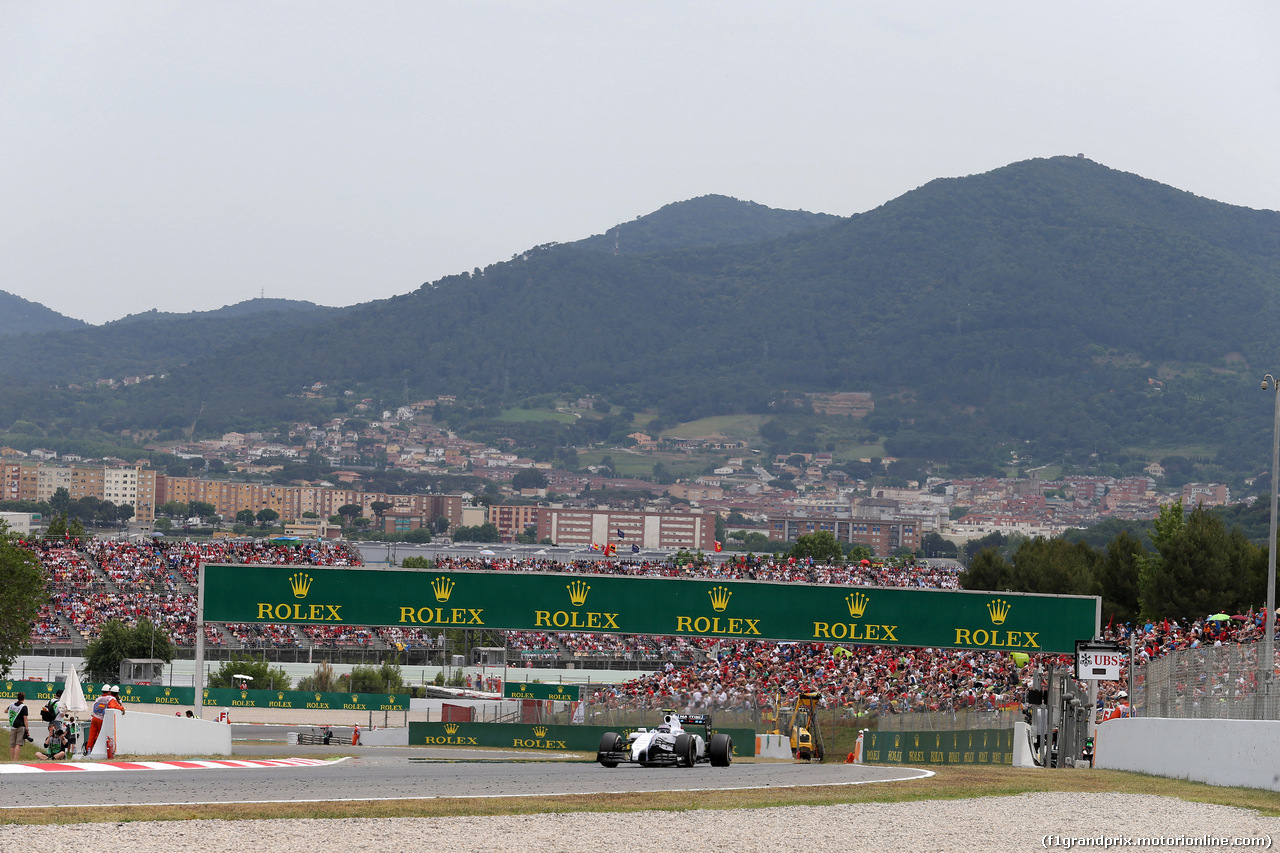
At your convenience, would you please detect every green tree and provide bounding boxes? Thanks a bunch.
[960,548,1012,592]
[44,513,67,539]
[511,468,548,491]
[788,531,843,563]
[256,508,280,528]
[49,487,71,516]
[236,509,256,527]
[403,527,433,544]
[346,661,405,693]
[338,504,362,526]
[844,543,874,562]
[370,501,392,524]
[920,532,958,558]
[1139,502,1265,620]
[296,660,338,692]
[401,555,432,568]
[453,522,500,543]
[189,501,216,523]
[67,517,86,539]
[0,525,46,677]
[1096,530,1145,625]
[206,655,292,690]
[83,619,174,682]
[1007,537,1099,596]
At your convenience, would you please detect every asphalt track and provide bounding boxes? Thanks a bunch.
[5,745,930,809]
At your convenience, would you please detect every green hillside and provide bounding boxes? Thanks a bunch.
[7,156,1280,482]
[572,194,840,255]
[0,290,86,337]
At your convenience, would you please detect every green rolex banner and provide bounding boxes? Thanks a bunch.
[202,687,409,711]
[203,565,1097,653]
[409,721,756,756]
[861,728,1014,766]
[0,680,195,706]
[502,682,581,701]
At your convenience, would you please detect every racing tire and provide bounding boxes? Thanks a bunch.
[709,733,733,768]
[674,733,695,768]
[598,732,622,768]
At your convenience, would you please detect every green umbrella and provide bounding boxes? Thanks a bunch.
[1207,614,1231,621]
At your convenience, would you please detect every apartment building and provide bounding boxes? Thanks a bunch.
[536,507,716,551]
[768,512,920,556]
[156,475,463,528]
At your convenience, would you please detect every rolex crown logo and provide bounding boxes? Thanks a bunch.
[315,693,322,701]
[289,571,313,599]
[708,585,732,612]
[432,576,455,602]
[566,580,591,607]
[846,591,869,619]
[164,687,171,695]
[533,726,548,737]
[352,695,359,703]
[444,723,459,734]
[987,598,1011,625]
[278,692,285,700]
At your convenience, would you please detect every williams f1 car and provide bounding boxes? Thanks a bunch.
[597,713,733,768]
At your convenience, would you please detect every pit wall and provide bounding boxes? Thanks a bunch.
[1094,718,1280,791]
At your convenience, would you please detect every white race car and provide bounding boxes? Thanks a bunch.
[597,713,733,768]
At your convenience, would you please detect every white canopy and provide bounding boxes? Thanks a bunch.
[60,665,90,716]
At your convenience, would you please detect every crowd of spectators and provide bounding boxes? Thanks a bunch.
[428,554,961,590]
[19,535,1280,722]
[24,537,363,646]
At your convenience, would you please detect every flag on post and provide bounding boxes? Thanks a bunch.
[631,543,640,554]
[616,528,626,539]
[714,540,723,553]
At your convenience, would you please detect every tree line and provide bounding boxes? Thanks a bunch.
[961,501,1267,625]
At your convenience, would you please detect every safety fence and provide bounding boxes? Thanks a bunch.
[1135,643,1280,720]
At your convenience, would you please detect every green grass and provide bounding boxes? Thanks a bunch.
[660,414,765,442]
[576,450,714,479]
[832,442,887,462]
[495,408,577,424]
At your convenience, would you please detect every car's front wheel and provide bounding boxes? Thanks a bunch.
[674,733,695,767]
[598,731,622,768]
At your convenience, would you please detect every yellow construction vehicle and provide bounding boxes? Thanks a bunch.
[770,692,825,762]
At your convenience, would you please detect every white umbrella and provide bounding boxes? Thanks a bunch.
[61,665,90,716]
[479,549,496,556]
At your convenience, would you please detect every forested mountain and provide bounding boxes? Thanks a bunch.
[0,290,86,337]
[7,156,1280,478]
[0,299,345,385]
[106,298,332,326]
[572,194,840,255]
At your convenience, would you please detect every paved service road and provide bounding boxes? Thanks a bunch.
[6,752,928,808]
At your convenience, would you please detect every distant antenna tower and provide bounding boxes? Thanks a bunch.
[613,227,620,256]
[260,287,265,300]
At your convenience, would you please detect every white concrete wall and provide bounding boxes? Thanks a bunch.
[356,727,408,746]
[111,709,233,756]
[755,733,792,759]
[1095,718,1280,791]
[1010,721,1038,768]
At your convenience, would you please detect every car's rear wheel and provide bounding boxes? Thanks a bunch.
[674,733,694,767]
[709,733,733,767]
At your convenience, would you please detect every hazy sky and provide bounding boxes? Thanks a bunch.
[3,2,1278,324]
